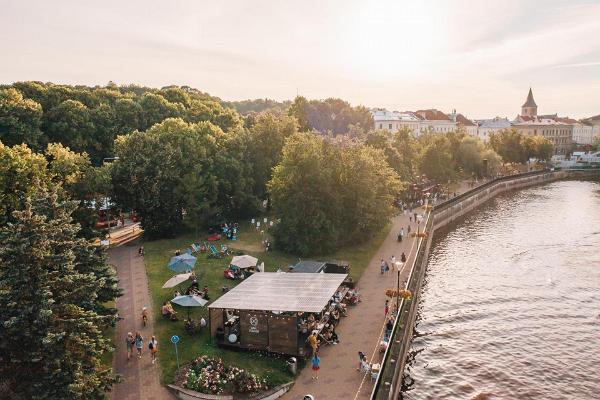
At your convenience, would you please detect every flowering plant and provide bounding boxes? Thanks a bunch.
[183,356,270,394]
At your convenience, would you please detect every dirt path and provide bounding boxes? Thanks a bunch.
[284,212,420,400]
[109,242,174,400]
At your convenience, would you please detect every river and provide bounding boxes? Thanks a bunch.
[402,180,600,400]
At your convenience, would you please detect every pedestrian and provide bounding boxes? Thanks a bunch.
[134,332,144,359]
[397,231,403,242]
[390,255,396,267]
[380,259,386,275]
[401,227,404,237]
[414,212,417,221]
[385,300,389,316]
[148,335,158,364]
[311,353,321,380]
[384,260,390,274]
[356,351,365,370]
[126,332,134,361]
[401,252,407,263]
[409,215,412,223]
[308,331,318,356]
[408,225,411,234]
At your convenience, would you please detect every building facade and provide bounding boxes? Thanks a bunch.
[475,117,512,143]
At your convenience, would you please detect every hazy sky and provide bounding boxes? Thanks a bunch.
[1,0,599,118]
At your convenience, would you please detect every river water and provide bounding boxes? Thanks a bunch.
[402,180,600,400]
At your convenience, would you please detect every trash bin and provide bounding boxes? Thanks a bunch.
[287,357,297,375]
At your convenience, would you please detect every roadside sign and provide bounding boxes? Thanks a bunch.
[171,335,180,369]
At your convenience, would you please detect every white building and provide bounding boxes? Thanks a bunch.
[572,122,595,145]
[371,108,460,137]
[475,117,512,143]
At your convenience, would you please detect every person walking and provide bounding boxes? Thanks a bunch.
[390,255,396,268]
[401,252,407,263]
[126,332,134,361]
[380,259,386,275]
[308,331,318,357]
[384,300,389,316]
[407,225,411,234]
[134,332,144,359]
[148,335,158,364]
[311,353,321,380]
[401,227,404,237]
[356,351,366,370]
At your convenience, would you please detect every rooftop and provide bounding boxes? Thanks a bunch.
[522,87,537,108]
[208,272,347,313]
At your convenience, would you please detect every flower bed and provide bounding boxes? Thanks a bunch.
[184,356,272,395]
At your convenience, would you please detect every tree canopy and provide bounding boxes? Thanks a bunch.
[268,133,400,255]
[288,96,373,135]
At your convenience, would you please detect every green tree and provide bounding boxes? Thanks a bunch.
[44,99,93,153]
[111,118,221,237]
[288,96,311,132]
[0,88,43,148]
[456,136,485,176]
[138,93,183,131]
[0,189,119,399]
[418,135,455,183]
[489,129,527,164]
[365,127,417,182]
[246,112,298,199]
[268,133,399,255]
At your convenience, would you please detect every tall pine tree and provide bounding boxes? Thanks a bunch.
[0,188,120,399]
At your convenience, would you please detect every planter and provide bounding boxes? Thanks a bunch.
[168,382,294,400]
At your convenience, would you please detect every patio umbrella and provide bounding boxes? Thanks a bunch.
[168,253,197,273]
[230,255,258,269]
[162,272,192,289]
[172,294,208,319]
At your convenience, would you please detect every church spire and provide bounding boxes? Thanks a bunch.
[522,87,537,108]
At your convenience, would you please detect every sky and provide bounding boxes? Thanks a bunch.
[1,0,599,119]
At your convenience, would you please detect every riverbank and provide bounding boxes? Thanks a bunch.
[372,169,598,399]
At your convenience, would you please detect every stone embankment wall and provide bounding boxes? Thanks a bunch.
[383,169,596,400]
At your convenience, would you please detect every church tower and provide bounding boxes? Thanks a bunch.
[521,87,537,117]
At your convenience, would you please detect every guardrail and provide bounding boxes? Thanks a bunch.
[370,168,558,400]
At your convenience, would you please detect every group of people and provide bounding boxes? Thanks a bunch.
[126,331,159,364]
[183,279,210,300]
[161,301,178,321]
[380,252,407,275]
[221,222,239,240]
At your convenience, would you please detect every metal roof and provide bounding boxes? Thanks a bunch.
[208,272,347,313]
[290,260,326,273]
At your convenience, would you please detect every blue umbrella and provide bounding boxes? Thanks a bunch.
[168,253,197,273]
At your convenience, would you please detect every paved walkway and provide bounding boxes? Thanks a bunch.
[109,242,174,400]
[284,212,420,400]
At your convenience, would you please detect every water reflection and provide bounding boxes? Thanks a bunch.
[402,180,600,400]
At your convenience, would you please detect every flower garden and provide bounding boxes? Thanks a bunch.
[184,356,272,395]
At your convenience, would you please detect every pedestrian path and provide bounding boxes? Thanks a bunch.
[109,242,174,400]
[284,212,419,400]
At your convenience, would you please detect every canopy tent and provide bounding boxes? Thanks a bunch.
[162,272,192,289]
[208,272,347,313]
[168,253,197,273]
[230,255,258,269]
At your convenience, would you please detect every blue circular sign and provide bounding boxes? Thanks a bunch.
[171,335,180,344]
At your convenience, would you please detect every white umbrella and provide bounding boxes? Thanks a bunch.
[172,294,208,319]
[230,255,258,269]
[162,272,192,289]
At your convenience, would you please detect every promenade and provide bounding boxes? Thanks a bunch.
[284,212,417,400]
[109,242,174,400]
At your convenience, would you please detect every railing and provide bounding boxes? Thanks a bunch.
[371,168,557,400]
[371,210,433,400]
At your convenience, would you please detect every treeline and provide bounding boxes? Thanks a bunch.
[222,98,292,116]
[0,82,240,164]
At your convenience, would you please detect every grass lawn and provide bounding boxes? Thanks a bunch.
[144,218,391,385]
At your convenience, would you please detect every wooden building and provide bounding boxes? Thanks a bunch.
[208,272,347,357]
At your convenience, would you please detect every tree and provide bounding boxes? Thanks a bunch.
[0,88,43,148]
[365,127,418,182]
[246,112,298,199]
[44,99,93,153]
[268,133,400,255]
[138,93,183,131]
[418,135,455,183]
[288,96,311,132]
[456,136,485,176]
[489,129,527,164]
[0,189,119,399]
[111,118,223,237]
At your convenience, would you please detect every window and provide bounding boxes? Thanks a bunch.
[379,123,382,129]
[389,124,392,130]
